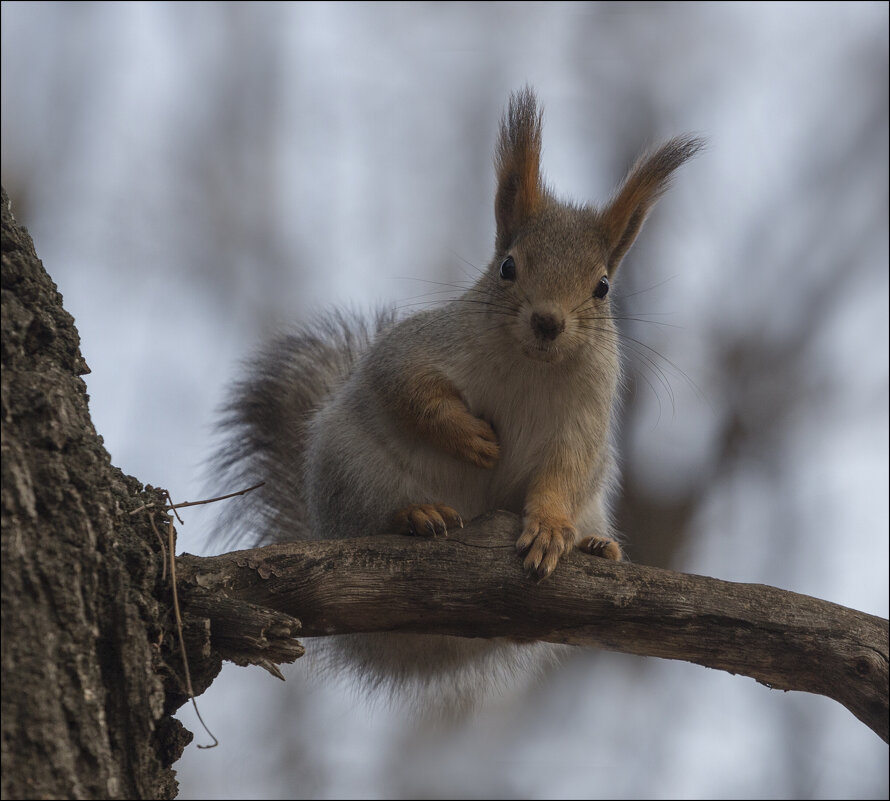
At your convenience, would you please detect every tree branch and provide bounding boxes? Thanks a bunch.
[177,511,888,743]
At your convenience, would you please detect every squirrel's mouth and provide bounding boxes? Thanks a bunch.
[521,341,565,363]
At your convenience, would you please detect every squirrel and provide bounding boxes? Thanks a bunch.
[216,87,702,709]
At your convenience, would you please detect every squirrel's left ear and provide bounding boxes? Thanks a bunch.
[495,87,544,254]
[602,135,704,277]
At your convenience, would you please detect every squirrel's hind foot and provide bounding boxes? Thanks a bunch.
[391,504,464,537]
[578,535,623,561]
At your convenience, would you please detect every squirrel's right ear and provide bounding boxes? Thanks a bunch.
[601,135,704,277]
[494,87,544,254]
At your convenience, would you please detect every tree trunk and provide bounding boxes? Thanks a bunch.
[0,188,203,799]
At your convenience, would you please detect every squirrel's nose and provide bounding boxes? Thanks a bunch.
[530,311,565,342]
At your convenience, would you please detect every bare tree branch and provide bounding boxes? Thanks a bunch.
[177,511,888,743]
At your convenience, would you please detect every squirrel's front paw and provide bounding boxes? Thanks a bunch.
[516,515,576,579]
[449,416,500,469]
[391,504,464,537]
[578,535,623,561]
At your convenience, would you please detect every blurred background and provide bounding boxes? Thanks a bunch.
[2,2,887,798]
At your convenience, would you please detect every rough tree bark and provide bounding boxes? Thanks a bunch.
[0,188,207,800]
[1,186,886,800]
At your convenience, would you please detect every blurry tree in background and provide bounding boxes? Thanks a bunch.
[2,2,886,798]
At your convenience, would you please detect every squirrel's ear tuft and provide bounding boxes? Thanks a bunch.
[602,135,704,276]
[495,87,544,253]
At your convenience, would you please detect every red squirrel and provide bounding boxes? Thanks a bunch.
[218,87,702,707]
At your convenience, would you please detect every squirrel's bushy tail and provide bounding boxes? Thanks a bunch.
[212,308,398,549]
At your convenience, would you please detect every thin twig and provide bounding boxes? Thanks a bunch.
[167,482,266,512]
[166,511,218,749]
[129,482,264,517]
[164,490,184,525]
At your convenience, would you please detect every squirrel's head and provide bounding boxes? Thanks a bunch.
[487,87,702,364]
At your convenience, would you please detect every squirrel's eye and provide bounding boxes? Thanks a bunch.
[499,256,516,281]
[593,276,609,299]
